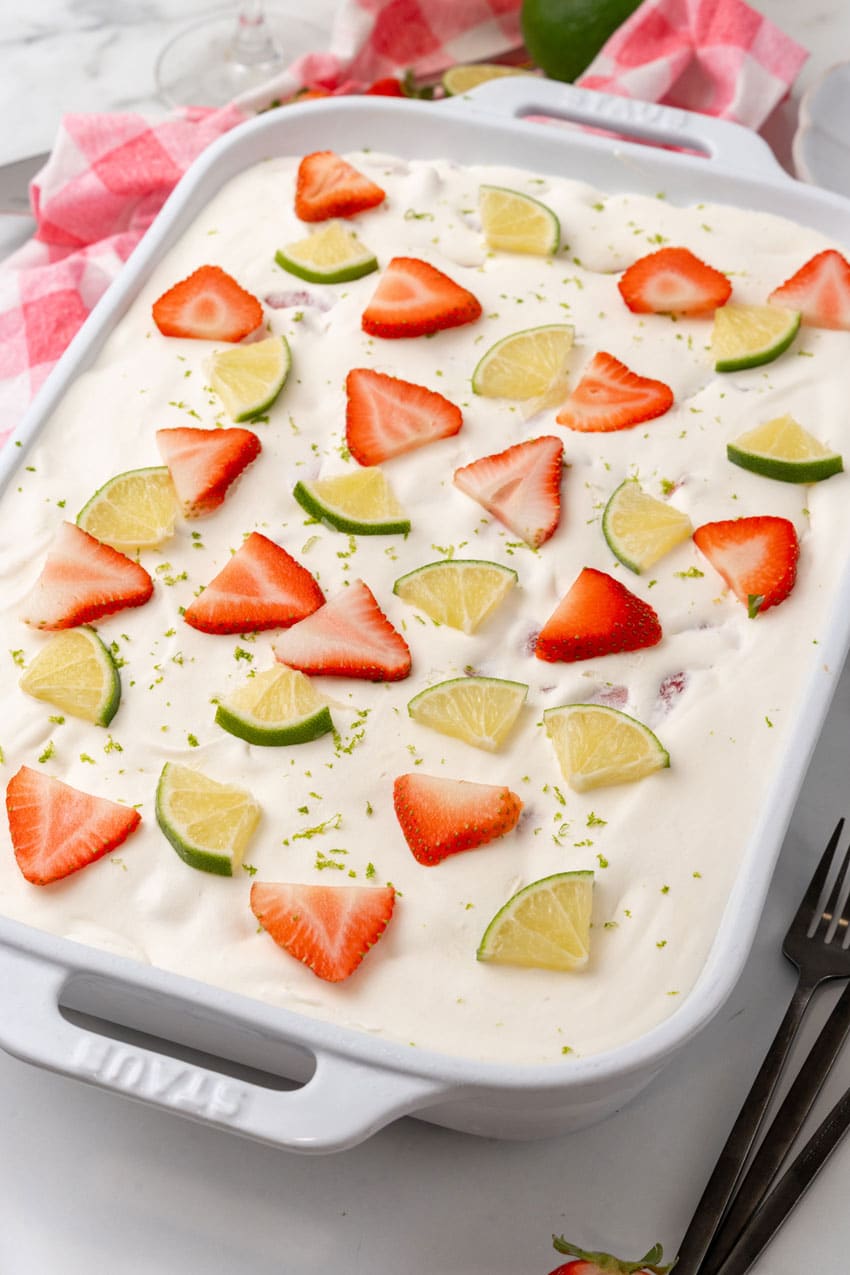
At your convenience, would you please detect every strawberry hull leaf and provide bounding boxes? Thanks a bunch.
[551,1237,671,1274]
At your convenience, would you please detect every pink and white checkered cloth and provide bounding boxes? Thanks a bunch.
[0,0,806,447]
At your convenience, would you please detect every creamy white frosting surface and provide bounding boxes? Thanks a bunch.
[1,153,848,1065]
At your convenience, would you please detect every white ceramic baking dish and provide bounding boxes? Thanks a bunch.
[3,80,850,1154]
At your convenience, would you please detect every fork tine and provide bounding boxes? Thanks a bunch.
[816,840,850,940]
[792,817,845,933]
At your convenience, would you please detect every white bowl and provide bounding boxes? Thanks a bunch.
[793,61,850,197]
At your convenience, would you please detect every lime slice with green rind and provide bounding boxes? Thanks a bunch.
[393,559,517,633]
[479,185,560,256]
[472,324,573,401]
[19,626,121,726]
[727,413,843,483]
[602,480,693,573]
[293,469,410,535]
[209,334,291,422]
[442,63,532,96]
[275,221,378,284]
[544,703,669,792]
[77,467,178,552]
[408,676,527,751]
[155,762,261,877]
[711,304,800,373]
[477,870,594,971]
[215,666,333,746]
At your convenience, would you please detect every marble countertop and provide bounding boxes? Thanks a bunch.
[3,4,850,1274]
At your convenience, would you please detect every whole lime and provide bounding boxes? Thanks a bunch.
[521,0,642,82]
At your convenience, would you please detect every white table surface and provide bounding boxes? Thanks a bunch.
[3,4,850,1273]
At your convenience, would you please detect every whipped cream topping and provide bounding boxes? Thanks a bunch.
[1,152,847,1065]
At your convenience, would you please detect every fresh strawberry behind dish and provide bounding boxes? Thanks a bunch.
[250,881,396,982]
[555,353,673,433]
[361,257,482,338]
[152,265,264,341]
[184,532,324,634]
[21,522,153,631]
[345,368,463,465]
[272,579,411,680]
[453,435,563,548]
[693,516,799,617]
[549,1239,671,1275]
[618,246,732,315]
[156,426,261,518]
[295,151,386,222]
[768,249,850,330]
[535,567,663,663]
[393,773,522,866]
[6,766,142,885]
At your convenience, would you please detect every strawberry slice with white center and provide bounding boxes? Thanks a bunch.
[184,532,324,634]
[152,265,264,341]
[272,579,411,680]
[6,766,142,885]
[156,426,261,518]
[21,522,153,631]
[393,773,523,866]
[295,151,386,222]
[345,368,463,465]
[555,352,674,433]
[453,435,563,548]
[251,881,396,982]
[361,257,482,339]
[535,567,663,663]
[768,249,850,330]
[617,246,732,315]
[693,516,799,617]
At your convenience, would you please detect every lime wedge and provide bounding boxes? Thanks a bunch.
[408,676,527,751]
[602,480,693,573]
[209,334,291,421]
[727,413,843,483]
[275,221,378,284]
[155,762,260,876]
[77,467,178,552]
[544,703,669,792]
[215,666,333,746]
[393,559,517,633]
[293,469,410,535]
[472,324,573,401]
[479,185,560,256]
[442,64,532,96]
[711,304,800,373]
[477,871,594,971]
[19,626,121,726]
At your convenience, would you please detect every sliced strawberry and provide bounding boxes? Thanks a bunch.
[535,567,662,663]
[768,249,850,330]
[152,265,263,341]
[393,773,522,866]
[272,579,411,680]
[6,766,141,886]
[453,435,563,548]
[361,257,482,339]
[251,881,395,982]
[555,352,673,433]
[345,368,463,465]
[184,532,324,634]
[21,522,153,631]
[364,77,405,96]
[295,151,386,222]
[693,516,799,617]
[618,246,732,315]
[156,426,261,518]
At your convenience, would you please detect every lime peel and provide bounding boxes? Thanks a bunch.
[727,414,843,483]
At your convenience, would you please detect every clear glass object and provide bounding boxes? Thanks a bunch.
[155,2,327,109]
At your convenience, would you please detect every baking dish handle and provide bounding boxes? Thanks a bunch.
[455,78,788,180]
[0,949,447,1153]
